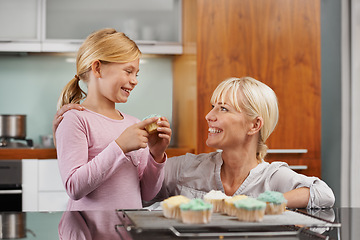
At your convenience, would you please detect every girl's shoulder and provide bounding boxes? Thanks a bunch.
[119,111,140,123]
[62,108,86,120]
[62,109,140,123]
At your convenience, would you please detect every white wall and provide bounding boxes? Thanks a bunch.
[0,54,174,146]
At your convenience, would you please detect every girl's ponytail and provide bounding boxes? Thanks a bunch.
[57,75,86,110]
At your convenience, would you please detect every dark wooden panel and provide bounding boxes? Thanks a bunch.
[196,0,321,177]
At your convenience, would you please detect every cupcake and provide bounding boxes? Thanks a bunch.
[161,195,191,219]
[257,191,287,215]
[223,195,248,216]
[142,114,161,134]
[233,197,266,222]
[203,190,231,213]
[180,198,213,224]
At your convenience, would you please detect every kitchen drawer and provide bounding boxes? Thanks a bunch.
[38,159,64,191]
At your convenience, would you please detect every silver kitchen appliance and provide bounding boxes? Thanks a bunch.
[0,115,33,148]
[0,212,26,239]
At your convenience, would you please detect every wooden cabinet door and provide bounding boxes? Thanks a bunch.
[197,0,321,177]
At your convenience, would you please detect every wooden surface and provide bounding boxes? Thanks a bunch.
[0,148,194,160]
[196,0,321,177]
[172,0,198,149]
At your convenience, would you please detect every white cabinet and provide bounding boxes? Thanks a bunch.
[22,159,39,211]
[0,0,182,54]
[38,159,68,211]
[0,0,42,51]
[22,159,68,212]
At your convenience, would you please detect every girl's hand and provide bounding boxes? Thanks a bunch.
[52,104,85,146]
[115,117,159,154]
[147,117,172,163]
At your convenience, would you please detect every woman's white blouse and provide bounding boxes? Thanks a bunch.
[154,152,335,208]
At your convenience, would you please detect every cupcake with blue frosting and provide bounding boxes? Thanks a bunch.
[233,197,266,222]
[257,191,287,215]
[180,198,213,224]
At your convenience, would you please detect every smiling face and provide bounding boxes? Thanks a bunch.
[205,95,254,151]
[98,58,140,103]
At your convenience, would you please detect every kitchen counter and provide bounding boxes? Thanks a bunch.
[0,208,358,239]
[0,147,195,159]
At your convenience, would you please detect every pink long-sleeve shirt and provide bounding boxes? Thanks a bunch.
[55,109,165,211]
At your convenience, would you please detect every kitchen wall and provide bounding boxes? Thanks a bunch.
[0,54,173,146]
[321,0,341,206]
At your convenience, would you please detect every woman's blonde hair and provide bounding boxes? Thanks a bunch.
[57,28,141,109]
[211,76,279,161]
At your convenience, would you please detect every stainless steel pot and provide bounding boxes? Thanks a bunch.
[0,115,26,139]
[0,212,26,239]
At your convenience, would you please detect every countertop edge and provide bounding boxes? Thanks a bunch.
[0,147,195,159]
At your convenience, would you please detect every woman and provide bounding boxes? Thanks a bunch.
[151,77,334,209]
[55,28,171,211]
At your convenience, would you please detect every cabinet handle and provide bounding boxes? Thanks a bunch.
[0,189,22,194]
[267,149,308,154]
[289,165,308,170]
[0,40,12,43]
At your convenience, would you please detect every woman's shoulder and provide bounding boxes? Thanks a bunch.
[166,151,220,170]
[255,161,290,174]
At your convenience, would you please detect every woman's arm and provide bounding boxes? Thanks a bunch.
[283,187,310,208]
[269,163,335,208]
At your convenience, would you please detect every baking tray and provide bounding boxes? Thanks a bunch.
[116,209,340,238]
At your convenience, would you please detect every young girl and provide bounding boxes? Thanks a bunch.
[55,28,171,211]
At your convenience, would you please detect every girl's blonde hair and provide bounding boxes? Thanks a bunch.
[57,28,141,110]
[211,77,279,161]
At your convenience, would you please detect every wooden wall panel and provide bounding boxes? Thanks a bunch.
[172,0,197,149]
[196,0,321,176]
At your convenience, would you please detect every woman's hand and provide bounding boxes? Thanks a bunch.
[147,117,172,163]
[115,117,158,154]
[52,104,85,146]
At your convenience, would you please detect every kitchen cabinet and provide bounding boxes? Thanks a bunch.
[0,0,182,54]
[173,0,321,177]
[37,159,68,211]
[22,159,68,211]
[0,0,42,52]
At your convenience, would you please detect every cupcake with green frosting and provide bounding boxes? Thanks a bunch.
[224,194,248,216]
[233,197,266,222]
[180,198,213,224]
[257,191,287,215]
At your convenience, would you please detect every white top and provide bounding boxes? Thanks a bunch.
[149,152,335,209]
